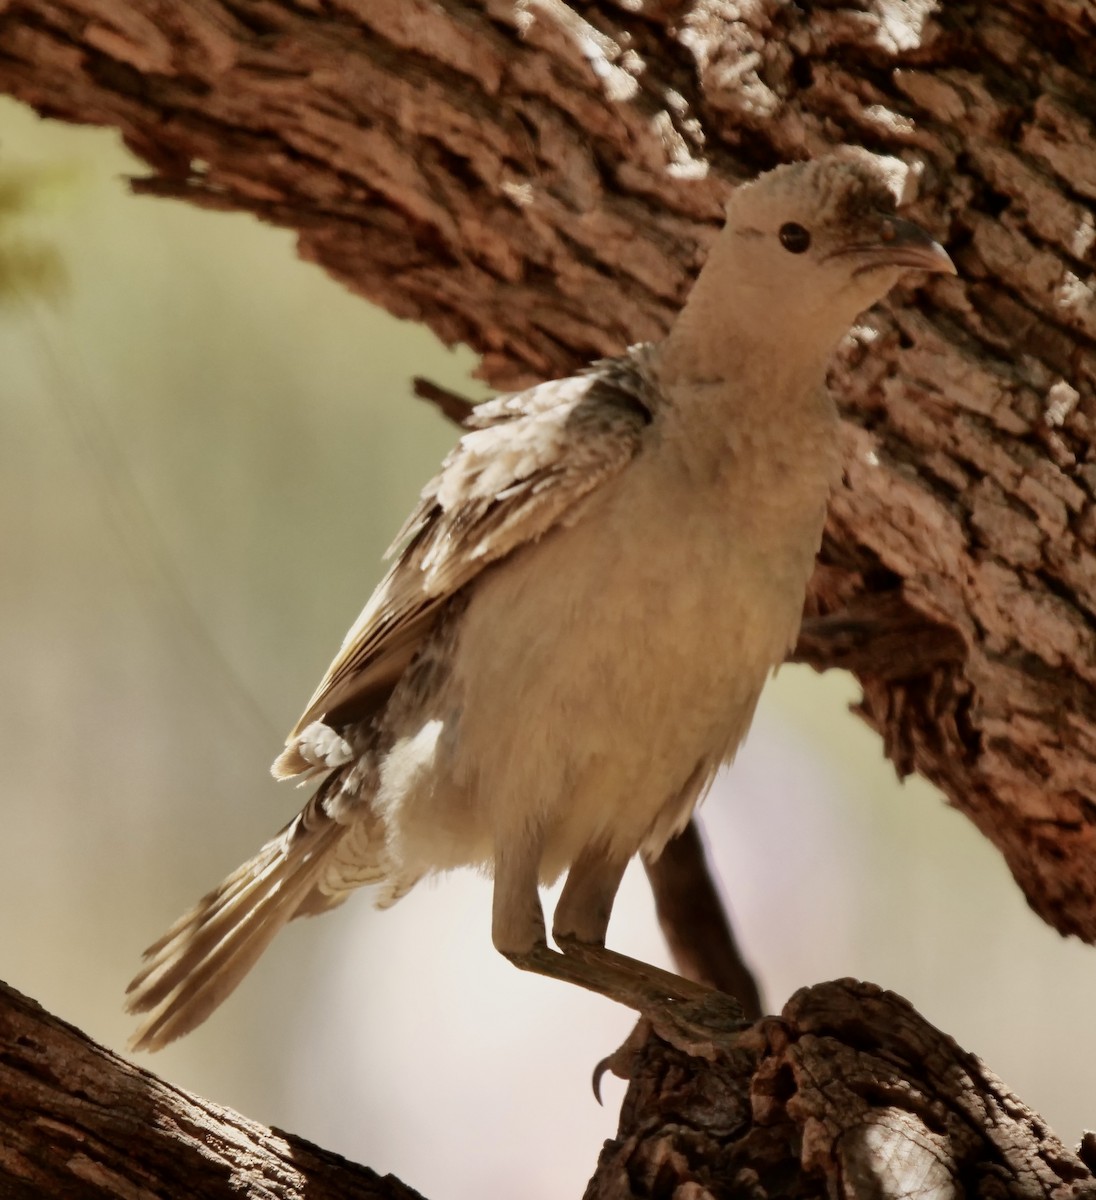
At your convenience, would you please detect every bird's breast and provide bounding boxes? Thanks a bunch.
[436,424,836,865]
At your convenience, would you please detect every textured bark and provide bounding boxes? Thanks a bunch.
[0,979,426,1200]
[2,0,1092,943]
[4,978,1091,1200]
[589,978,1096,1200]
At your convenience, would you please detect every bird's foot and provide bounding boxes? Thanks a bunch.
[505,938,751,1066]
[553,935,712,1003]
[552,935,749,1061]
[591,994,751,1103]
[592,1017,651,1104]
[641,991,749,1059]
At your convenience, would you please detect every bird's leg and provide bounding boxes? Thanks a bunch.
[552,844,627,945]
[493,837,702,1007]
[491,835,549,958]
[494,839,747,1053]
[553,846,711,1002]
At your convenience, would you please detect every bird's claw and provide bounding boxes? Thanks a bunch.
[591,1017,652,1103]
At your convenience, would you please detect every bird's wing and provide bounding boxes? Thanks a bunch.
[281,352,656,750]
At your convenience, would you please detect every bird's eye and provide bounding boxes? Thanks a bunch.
[779,223,811,254]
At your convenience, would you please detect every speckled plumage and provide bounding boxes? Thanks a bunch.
[127,153,953,1050]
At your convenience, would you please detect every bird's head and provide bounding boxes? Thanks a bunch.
[718,151,955,337]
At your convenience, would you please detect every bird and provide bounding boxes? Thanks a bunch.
[126,150,955,1051]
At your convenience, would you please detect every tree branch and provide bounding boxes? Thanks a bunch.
[0,980,425,1200]
[589,977,1096,1199]
[4,978,1090,1199]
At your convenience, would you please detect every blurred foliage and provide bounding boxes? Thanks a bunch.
[0,159,72,304]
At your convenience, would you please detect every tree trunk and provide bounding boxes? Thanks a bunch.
[3,977,1091,1199]
[1,0,1095,1194]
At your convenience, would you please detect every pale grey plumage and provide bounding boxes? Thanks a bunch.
[127,151,954,1050]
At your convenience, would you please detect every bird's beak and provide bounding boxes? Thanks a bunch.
[837,216,956,277]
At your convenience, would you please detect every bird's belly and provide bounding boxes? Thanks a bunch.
[397,470,819,880]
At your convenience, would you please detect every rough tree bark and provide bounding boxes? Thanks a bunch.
[3,976,1093,1198]
[1,0,1094,1196]
[0,980,428,1200]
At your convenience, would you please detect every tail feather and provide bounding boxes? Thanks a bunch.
[126,798,342,1052]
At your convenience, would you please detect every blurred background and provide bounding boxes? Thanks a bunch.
[0,95,1092,1198]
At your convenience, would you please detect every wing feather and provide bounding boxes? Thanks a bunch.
[282,351,657,749]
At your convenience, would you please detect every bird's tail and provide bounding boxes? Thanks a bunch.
[126,790,343,1052]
